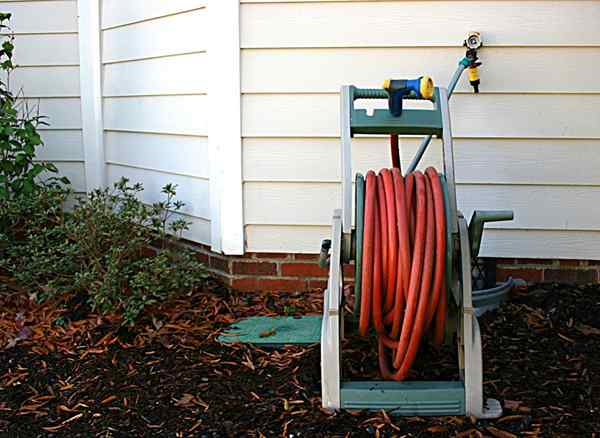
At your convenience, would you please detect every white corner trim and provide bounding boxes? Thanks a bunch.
[77,0,106,191]
[207,0,244,255]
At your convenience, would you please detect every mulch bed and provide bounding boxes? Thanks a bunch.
[0,276,599,437]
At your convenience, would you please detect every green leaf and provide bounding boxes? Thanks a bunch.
[22,179,33,194]
[2,40,14,54]
[29,163,45,178]
[45,162,58,173]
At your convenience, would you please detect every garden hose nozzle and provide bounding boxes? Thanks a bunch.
[382,76,434,117]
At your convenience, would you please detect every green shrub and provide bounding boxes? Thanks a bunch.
[0,13,209,325]
[2,178,209,325]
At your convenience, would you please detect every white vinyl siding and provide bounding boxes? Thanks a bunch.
[240,0,600,258]
[100,1,210,244]
[0,0,85,192]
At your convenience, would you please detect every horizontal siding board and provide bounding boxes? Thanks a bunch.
[243,137,600,186]
[103,53,207,97]
[36,130,83,161]
[0,1,77,34]
[479,229,600,260]
[245,224,331,254]
[103,96,207,136]
[7,66,80,97]
[179,214,211,245]
[106,164,210,220]
[457,185,600,231]
[241,1,600,48]
[244,182,600,231]
[246,224,600,260]
[242,94,600,138]
[244,182,341,226]
[102,0,205,29]
[105,131,209,179]
[102,9,207,63]
[40,161,86,192]
[243,137,441,183]
[28,97,82,129]
[13,34,79,66]
[242,47,600,94]
[452,138,600,187]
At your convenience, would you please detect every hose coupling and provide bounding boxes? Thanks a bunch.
[464,31,482,93]
[319,239,332,269]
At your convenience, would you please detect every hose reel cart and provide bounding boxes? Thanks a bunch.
[320,47,514,418]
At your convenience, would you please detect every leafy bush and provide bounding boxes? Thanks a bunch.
[2,179,209,325]
[0,13,67,202]
[0,13,209,325]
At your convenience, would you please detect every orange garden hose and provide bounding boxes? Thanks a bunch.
[359,166,447,381]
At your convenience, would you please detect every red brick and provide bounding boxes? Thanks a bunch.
[231,277,259,292]
[516,258,554,266]
[232,261,277,276]
[496,268,542,284]
[543,269,597,284]
[193,252,209,265]
[258,278,307,292]
[294,253,319,261]
[209,256,230,274]
[559,259,581,268]
[253,252,291,260]
[308,279,328,290]
[281,262,328,278]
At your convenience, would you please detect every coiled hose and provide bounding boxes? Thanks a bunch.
[358,166,447,381]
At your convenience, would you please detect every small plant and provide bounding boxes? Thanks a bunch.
[0,13,67,201]
[2,178,209,325]
[65,178,209,324]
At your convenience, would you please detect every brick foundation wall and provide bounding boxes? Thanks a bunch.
[189,243,354,292]
[496,258,600,284]
[187,242,600,291]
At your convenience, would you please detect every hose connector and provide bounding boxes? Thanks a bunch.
[464,31,482,93]
[467,65,480,93]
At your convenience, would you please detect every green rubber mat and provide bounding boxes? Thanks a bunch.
[218,316,322,346]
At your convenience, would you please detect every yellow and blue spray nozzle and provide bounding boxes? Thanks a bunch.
[382,76,434,117]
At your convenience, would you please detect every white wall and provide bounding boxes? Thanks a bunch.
[10,0,600,261]
[101,0,211,244]
[240,0,600,259]
[1,0,85,192]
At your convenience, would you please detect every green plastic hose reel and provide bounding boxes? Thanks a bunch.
[320,80,513,419]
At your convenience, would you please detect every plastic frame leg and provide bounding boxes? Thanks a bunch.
[321,209,343,410]
[458,215,502,419]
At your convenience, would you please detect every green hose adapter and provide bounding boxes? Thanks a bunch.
[468,210,514,258]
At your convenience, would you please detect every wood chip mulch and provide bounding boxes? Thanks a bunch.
[0,276,598,437]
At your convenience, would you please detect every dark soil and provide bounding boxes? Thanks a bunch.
[0,277,599,437]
